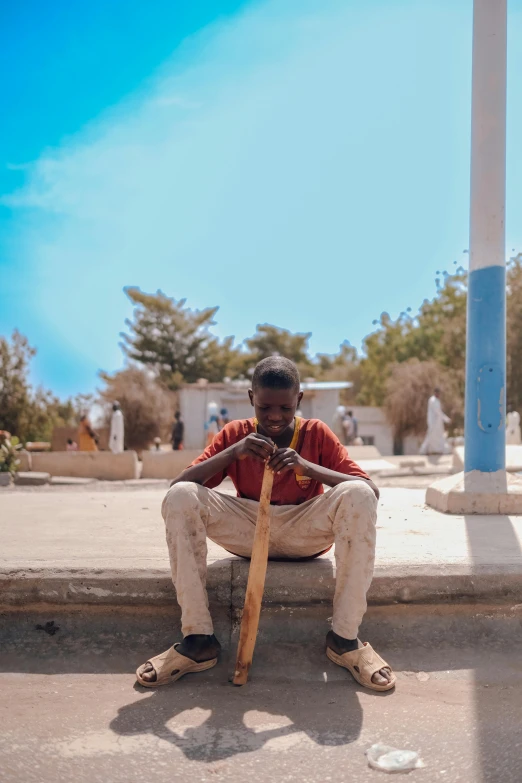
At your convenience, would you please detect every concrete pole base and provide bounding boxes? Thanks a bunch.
[426,470,522,514]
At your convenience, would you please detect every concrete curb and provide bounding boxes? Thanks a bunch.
[2,561,522,610]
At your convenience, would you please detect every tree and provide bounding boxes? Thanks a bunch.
[357,269,467,406]
[358,255,522,422]
[507,254,522,411]
[99,367,176,451]
[314,341,362,403]
[231,324,314,379]
[121,287,238,388]
[23,390,83,443]
[0,330,35,439]
[244,324,312,365]
[384,359,463,442]
[357,312,414,406]
[407,271,466,393]
[0,330,82,442]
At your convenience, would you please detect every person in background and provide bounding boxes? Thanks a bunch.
[419,388,451,455]
[506,406,521,445]
[109,401,125,454]
[205,401,220,446]
[66,438,78,452]
[332,405,346,444]
[206,416,219,446]
[219,408,230,429]
[348,410,358,442]
[78,414,98,452]
[342,411,355,446]
[152,437,162,452]
[172,412,185,451]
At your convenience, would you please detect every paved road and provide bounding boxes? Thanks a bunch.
[1,607,521,783]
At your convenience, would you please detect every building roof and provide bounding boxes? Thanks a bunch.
[301,381,352,391]
[183,380,352,391]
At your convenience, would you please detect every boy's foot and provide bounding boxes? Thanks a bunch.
[326,630,393,687]
[138,634,221,684]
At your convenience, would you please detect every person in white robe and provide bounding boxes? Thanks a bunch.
[332,405,346,444]
[506,409,521,445]
[420,388,450,455]
[109,402,125,454]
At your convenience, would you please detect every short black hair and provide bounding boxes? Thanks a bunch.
[251,356,300,392]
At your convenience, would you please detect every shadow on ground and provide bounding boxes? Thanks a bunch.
[2,602,522,779]
[110,676,366,763]
[465,514,522,783]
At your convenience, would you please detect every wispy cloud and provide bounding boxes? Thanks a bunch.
[154,94,202,109]
[5,162,30,171]
[3,0,483,392]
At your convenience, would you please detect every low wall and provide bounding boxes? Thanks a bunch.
[17,451,32,472]
[453,445,522,474]
[52,426,110,452]
[346,445,382,460]
[141,450,201,480]
[31,451,139,480]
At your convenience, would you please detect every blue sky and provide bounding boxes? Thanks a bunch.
[2,0,522,398]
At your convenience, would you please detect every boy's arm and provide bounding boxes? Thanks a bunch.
[171,443,237,487]
[171,432,275,488]
[268,451,379,499]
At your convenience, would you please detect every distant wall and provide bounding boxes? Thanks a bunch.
[52,426,110,452]
[346,445,382,460]
[17,451,32,472]
[180,386,343,450]
[180,386,253,449]
[141,450,201,479]
[180,392,422,457]
[31,451,138,480]
[342,407,391,455]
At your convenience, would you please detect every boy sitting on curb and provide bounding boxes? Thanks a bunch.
[137,356,395,691]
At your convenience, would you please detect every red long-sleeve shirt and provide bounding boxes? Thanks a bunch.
[190,417,370,506]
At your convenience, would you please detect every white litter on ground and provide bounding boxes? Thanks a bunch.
[366,744,424,774]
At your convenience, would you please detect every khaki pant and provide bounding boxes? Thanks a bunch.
[162,479,378,640]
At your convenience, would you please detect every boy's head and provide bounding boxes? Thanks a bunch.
[249,357,303,437]
[174,411,181,420]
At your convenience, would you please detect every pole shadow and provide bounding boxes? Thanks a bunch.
[465,513,522,782]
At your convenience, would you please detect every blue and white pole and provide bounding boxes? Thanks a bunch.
[465,0,507,474]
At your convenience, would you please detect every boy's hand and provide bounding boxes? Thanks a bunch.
[234,433,275,462]
[268,448,308,475]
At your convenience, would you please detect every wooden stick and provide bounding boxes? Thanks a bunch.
[232,464,274,685]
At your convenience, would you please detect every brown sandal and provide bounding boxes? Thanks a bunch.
[326,642,396,692]
[136,644,218,688]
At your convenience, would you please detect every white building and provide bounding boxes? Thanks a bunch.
[180,380,351,450]
[179,380,420,455]
[347,406,421,456]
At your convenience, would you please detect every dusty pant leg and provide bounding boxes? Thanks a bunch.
[161,482,259,637]
[161,481,215,637]
[268,481,377,637]
[329,481,378,639]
